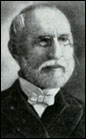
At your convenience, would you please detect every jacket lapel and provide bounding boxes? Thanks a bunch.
[41,89,83,138]
[1,80,49,138]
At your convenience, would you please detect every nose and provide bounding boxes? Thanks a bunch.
[48,37,62,59]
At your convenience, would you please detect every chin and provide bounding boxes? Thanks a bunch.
[45,80,66,89]
[38,64,75,89]
[35,74,67,89]
[36,69,74,89]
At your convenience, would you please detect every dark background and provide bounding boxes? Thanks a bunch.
[1,1,85,102]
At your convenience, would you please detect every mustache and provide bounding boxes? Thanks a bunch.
[38,60,66,72]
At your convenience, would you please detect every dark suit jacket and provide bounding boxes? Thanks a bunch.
[1,80,85,138]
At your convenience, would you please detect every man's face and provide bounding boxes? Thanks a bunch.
[19,8,75,89]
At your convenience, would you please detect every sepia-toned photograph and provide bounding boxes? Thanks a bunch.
[1,1,85,138]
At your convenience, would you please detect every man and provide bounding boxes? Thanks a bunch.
[1,3,85,138]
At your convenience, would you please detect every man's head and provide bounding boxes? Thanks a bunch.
[8,3,75,89]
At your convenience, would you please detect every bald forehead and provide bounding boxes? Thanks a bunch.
[10,5,72,41]
[24,7,71,36]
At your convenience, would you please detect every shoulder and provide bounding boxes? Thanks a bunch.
[63,89,85,108]
[1,80,22,138]
[1,79,20,115]
[1,87,14,138]
[1,79,19,102]
[63,90,85,138]
[66,91,85,122]
[64,90,85,119]
[1,88,12,102]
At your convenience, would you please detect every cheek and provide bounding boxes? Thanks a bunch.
[62,46,74,60]
[33,47,47,56]
[25,46,46,58]
[25,47,47,66]
[29,47,47,61]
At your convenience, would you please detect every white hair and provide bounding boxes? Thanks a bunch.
[8,3,71,57]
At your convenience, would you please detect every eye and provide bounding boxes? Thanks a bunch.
[38,36,51,47]
[39,39,47,47]
[58,36,70,46]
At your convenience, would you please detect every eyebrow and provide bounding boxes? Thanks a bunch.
[37,33,71,39]
[38,36,52,39]
[59,34,71,37]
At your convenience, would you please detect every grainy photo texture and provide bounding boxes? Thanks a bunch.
[1,1,85,138]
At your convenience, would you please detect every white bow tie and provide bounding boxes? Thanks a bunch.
[28,91,58,106]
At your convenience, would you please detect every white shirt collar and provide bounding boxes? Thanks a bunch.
[19,77,60,117]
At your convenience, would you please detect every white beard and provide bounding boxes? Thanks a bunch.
[22,57,75,89]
